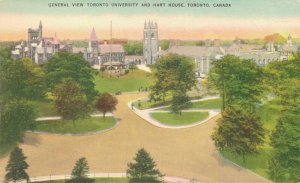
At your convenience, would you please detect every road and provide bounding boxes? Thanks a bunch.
[0,92,270,182]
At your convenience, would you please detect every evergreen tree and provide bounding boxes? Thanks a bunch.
[5,147,30,183]
[211,107,265,162]
[70,157,90,183]
[127,148,163,183]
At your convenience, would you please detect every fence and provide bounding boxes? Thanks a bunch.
[2,173,202,183]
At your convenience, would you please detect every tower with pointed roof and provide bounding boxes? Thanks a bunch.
[287,34,293,46]
[28,21,43,60]
[88,27,99,64]
[143,20,159,64]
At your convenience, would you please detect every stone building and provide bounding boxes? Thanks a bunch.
[81,28,125,68]
[12,21,72,64]
[143,21,159,65]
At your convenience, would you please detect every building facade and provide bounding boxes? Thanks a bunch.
[12,21,73,64]
[143,21,159,65]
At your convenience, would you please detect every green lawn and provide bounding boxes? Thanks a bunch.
[150,112,209,126]
[36,178,128,183]
[94,69,153,93]
[221,99,281,179]
[29,100,57,117]
[34,117,116,134]
[191,98,222,109]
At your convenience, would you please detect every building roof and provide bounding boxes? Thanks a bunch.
[73,47,86,53]
[99,44,124,54]
[239,51,282,63]
[90,27,98,41]
[166,45,225,58]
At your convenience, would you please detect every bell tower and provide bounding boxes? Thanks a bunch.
[143,20,159,65]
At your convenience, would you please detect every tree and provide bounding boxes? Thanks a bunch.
[268,113,300,182]
[52,80,89,127]
[95,93,118,120]
[159,40,170,50]
[209,55,264,111]
[44,52,97,102]
[150,53,197,113]
[5,147,30,183]
[0,100,36,145]
[70,157,90,183]
[211,107,265,163]
[127,148,163,183]
[0,57,46,101]
[170,92,191,115]
[124,41,143,55]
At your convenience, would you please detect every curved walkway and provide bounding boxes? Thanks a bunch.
[22,173,202,183]
[129,96,221,129]
[0,93,270,183]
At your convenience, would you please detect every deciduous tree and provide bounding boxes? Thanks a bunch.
[95,92,118,120]
[52,80,89,127]
[150,53,196,113]
[212,107,265,162]
[44,52,97,102]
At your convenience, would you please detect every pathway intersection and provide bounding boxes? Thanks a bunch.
[0,93,270,182]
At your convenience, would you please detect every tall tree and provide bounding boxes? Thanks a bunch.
[209,55,264,111]
[52,80,89,127]
[95,92,118,120]
[44,52,97,102]
[0,57,45,101]
[0,100,36,145]
[266,53,300,182]
[269,113,300,182]
[5,147,30,183]
[70,157,90,183]
[150,53,197,113]
[211,107,265,162]
[127,148,163,183]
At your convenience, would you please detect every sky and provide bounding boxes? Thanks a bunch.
[0,0,300,41]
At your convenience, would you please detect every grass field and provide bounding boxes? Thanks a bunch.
[191,98,222,109]
[34,117,116,134]
[221,99,281,179]
[36,178,128,183]
[29,100,57,117]
[94,69,153,93]
[150,112,209,126]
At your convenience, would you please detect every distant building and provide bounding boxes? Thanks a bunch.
[161,45,225,76]
[143,20,159,65]
[12,22,125,68]
[82,28,125,68]
[12,21,72,64]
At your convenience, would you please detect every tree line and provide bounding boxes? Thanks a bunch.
[4,147,163,183]
[0,49,118,155]
[209,54,300,182]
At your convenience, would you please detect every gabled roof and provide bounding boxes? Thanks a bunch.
[90,27,98,42]
[99,44,124,54]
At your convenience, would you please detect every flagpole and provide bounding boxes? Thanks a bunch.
[110,20,112,77]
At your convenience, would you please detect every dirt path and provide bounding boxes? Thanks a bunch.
[0,93,269,182]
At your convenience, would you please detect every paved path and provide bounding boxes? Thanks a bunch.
[16,173,202,183]
[137,64,152,73]
[35,113,113,121]
[129,96,221,129]
[0,93,270,183]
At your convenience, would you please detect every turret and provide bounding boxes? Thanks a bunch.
[39,20,43,39]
